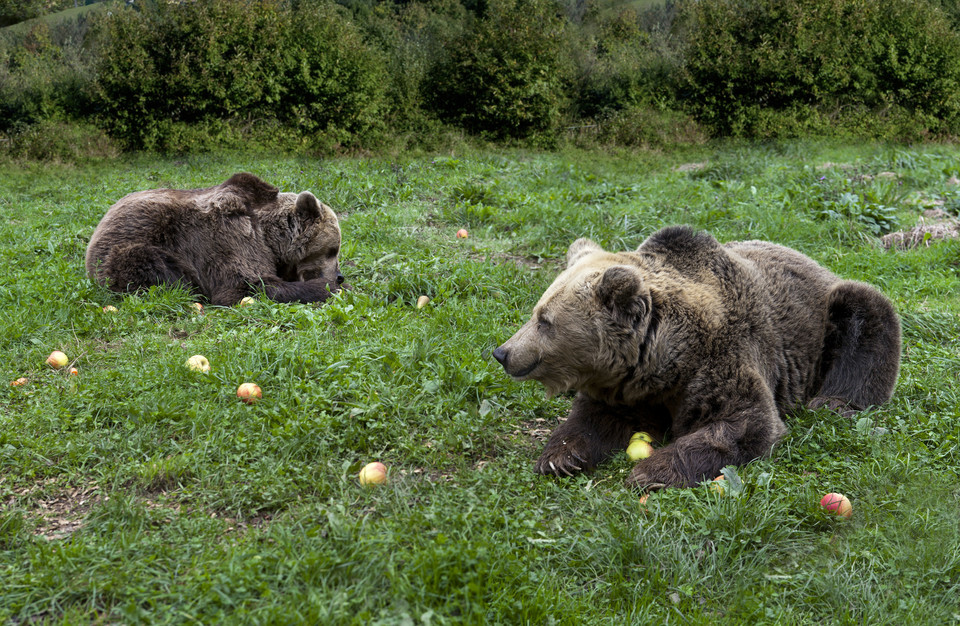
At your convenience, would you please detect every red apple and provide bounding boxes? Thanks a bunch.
[359,461,388,486]
[820,492,852,518]
[237,382,262,404]
[46,351,68,369]
[456,228,469,239]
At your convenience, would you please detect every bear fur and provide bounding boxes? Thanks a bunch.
[493,226,901,489]
[86,173,344,306]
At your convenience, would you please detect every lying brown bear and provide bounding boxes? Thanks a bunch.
[493,226,901,489]
[85,173,344,306]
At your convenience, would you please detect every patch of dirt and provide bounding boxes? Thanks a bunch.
[3,476,103,540]
[882,216,960,249]
[514,417,554,444]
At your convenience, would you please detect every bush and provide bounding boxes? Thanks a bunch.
[0,17,98,132]
[679,0,960,138]
[0,119,119,163]
[424,0,572,140]
[575,2,683,120]
[94,0,388,151]
[356,0,468,140]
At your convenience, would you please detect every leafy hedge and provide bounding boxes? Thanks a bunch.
[94,0,387,151]
[425,0,572,139]
[5,0,960,157]
[680,0,960,137]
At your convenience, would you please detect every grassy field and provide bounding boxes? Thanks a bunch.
[1,142,959,624]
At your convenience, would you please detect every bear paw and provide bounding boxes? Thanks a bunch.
[625,456,689,490]
[534,446,590,477]
[807,395,859,418]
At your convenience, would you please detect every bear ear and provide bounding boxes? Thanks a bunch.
[223,173,279,205]
[566,238,603,268]
[295,191,324,223]
[595,265,646,322]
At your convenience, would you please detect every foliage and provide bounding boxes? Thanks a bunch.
[424,0,572,140]
[679,0,960,137]
[8,0,960,155]
[575,1,683,119]
[0,15,99,132]
[93,0,388,151]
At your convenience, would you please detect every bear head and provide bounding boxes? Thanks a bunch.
[493,238,653,398]
[266,189,344,290]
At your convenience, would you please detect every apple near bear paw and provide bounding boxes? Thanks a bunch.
[626,439,653,461]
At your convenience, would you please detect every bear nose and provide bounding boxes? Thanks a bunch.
[492,346,508,366]
[336,272,345,285]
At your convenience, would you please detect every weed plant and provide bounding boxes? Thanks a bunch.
[1,141,959,623]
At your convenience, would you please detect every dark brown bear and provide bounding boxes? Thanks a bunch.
[86,173,344,306]
[493,226,901,489]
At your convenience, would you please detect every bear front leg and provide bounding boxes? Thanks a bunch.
[535,394,636,477]
[626,374,786,489]
[260,278,336,304]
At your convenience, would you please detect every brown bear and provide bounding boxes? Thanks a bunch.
[86,173,344,306]
[493,226,901,489]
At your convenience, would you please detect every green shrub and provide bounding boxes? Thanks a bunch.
[679,0,960,138]
[0,18,97,132]
[0,119,119,163]
[93,0,388,151]
[593,105,706,149]
[357,0,468,140]
[576,2,683,119]
[424,0,572,140]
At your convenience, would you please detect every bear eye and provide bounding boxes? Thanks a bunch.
[536,317,552,332]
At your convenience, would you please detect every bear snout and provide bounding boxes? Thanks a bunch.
[493,345,542,379]
[336,271,345,285]
[493,346,509,366]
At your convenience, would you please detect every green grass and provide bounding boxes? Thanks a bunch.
[1,141,959,624]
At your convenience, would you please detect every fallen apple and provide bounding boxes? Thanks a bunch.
[456,228,469,239]
[358,461,388,486]
[416,295,430,309]
[185,355,210,373]
[102,305,118,313]
[46,350,69,369]
[820,492,852,518]
[237,382,262,404]
[238,297,256,307]
[10,377,28,387]
[191,302,205,314]
[630,431,653,443]
[68,367,79,376]
[709,475,727,495]
[626,439,653,461]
